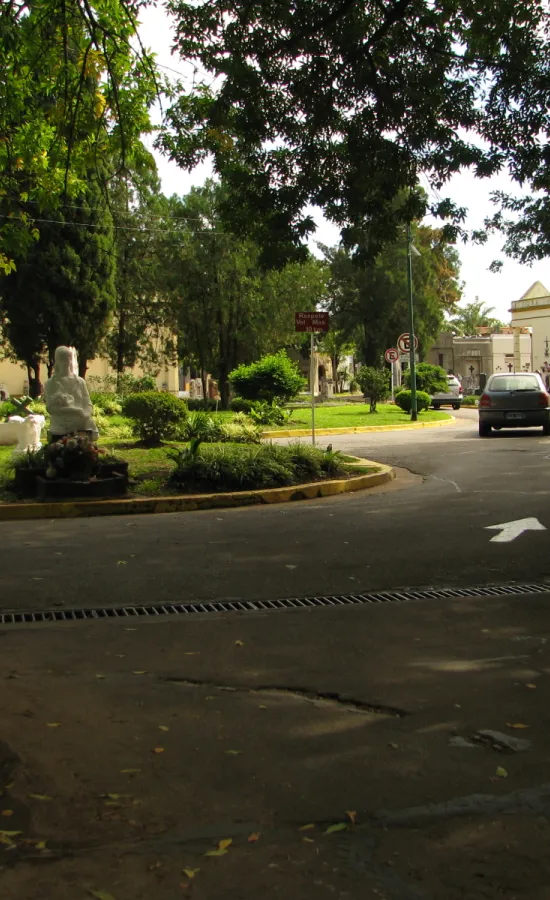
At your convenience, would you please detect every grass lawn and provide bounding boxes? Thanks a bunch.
[280,403,451,430]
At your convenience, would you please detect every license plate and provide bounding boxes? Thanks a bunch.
[506,412,525,420]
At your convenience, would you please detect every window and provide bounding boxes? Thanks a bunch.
[438,353,444,367]
[488,374,540,392]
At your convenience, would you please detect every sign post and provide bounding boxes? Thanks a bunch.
[295,312,330,444]
[384,348,399,400]
[397,331,419,417]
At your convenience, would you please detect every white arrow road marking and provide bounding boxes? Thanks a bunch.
[485,517,547,543]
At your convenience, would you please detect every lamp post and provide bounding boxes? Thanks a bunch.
[406,223,419,421]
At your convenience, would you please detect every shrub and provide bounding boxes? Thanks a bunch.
[229,351,304,404]
[0,400,18,420]
[88,373,157,395]
[219,422,263,444]
[248,401,287,426]
[462,395,478,406]
[186,398,219,412]
[349,378,359,393]
[403,363,447,395]
[395,389,431,413]
[181,412,224,442]
[357,366,390,411]
[123,391,188,444]
[167,441,347,493]
[90,392,123,416]
[229,397,255,414]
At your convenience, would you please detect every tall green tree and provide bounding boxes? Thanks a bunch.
[161,0,550,256]
[0,176,116,392]
[447,299,504,337]
[165,182,327,407]
[104,146,177,387]
[323,224,462,367]
[0,0,158,274]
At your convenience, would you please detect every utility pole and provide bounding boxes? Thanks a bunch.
[406,222,418,422]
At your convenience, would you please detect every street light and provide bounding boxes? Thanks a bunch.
[406,224,420,421]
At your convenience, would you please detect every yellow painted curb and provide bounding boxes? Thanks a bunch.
[262,417,455,439]
[0,459,394,521]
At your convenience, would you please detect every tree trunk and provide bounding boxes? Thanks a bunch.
[116,309,126,392]
[78,357,88,378]
[219,372,230,410]
[201,372,209,408]
[29,358,42,398]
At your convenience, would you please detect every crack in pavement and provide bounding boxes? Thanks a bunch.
[159,676,408,717]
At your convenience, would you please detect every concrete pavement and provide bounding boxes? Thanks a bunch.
[2,588,550,899]
[2,409,550,898]
[2,409,550,612]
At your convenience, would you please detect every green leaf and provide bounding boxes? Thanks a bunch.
[89,891,117,900]
[325,822,348,834]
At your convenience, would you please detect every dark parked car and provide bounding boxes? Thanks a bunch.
[478,372,550,437]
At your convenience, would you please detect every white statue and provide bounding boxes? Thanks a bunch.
[0,414,45,454]
[44,346,98,440]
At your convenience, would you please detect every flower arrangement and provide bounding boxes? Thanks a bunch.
[43,435,105,480]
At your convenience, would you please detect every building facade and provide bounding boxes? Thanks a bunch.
[510,281,550,373]
[427,330,532,394]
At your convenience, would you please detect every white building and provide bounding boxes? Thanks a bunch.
[510,281,550,373]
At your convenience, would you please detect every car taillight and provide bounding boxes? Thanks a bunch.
[479,394,491,408]
[539,393,549,407]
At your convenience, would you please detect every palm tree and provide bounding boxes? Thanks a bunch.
[447,298,504,336]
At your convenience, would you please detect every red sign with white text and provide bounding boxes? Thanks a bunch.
[295,312,329,333]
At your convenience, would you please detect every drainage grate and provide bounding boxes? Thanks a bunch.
[0,581,549,626]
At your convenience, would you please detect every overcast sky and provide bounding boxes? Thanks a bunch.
[139,6,550,324]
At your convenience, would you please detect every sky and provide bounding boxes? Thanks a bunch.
[139,6,550,326]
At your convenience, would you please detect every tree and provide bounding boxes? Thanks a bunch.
[104,147,177,388]
[164,182,327,408]
[0,175,116,390]
[161,0,550,257]
[403,363,447,395]
[447,299,504,337]
[322,222,462,368]
[230,352,304,405]
[317,330,355,393]
[356,367,389,412]
[0,0,158,274]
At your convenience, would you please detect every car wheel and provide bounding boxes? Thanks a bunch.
[433,404,440,410]
[543,422,550,436]
[452,403,460,410]
[479,421,491,437]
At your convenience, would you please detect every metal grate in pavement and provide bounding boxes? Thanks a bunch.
[0,581,549,625]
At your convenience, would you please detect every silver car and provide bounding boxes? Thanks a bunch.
[478,372,550,437]
[431,375,463,410]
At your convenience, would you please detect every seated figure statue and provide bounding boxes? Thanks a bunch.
[44,346,98,440]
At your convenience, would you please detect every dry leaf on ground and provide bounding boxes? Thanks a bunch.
[182,868,200,879]
[506,723,529,729]
[28,794,52,801]
[152,748,164,754]
[89,891,116,900]
[248,833,260,842]
[299,824,316,831]
[345,811,357,825]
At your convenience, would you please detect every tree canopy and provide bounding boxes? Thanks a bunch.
[0,0,158,273]
[447,300,504,337]
[322,223,462,367]
[161,0,550,257]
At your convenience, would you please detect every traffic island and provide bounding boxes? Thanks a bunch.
[0,458,394,521]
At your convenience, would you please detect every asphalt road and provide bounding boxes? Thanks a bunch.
[3,408,550,612]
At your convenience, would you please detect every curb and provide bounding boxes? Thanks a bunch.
[262,417,455,439]
[0,460,395,521]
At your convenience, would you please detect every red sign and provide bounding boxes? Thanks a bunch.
[295,311,329,333]
[385,348,399,363]
[397,332,419,353]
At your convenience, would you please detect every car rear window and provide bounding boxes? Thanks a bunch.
[488,375,540,392]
